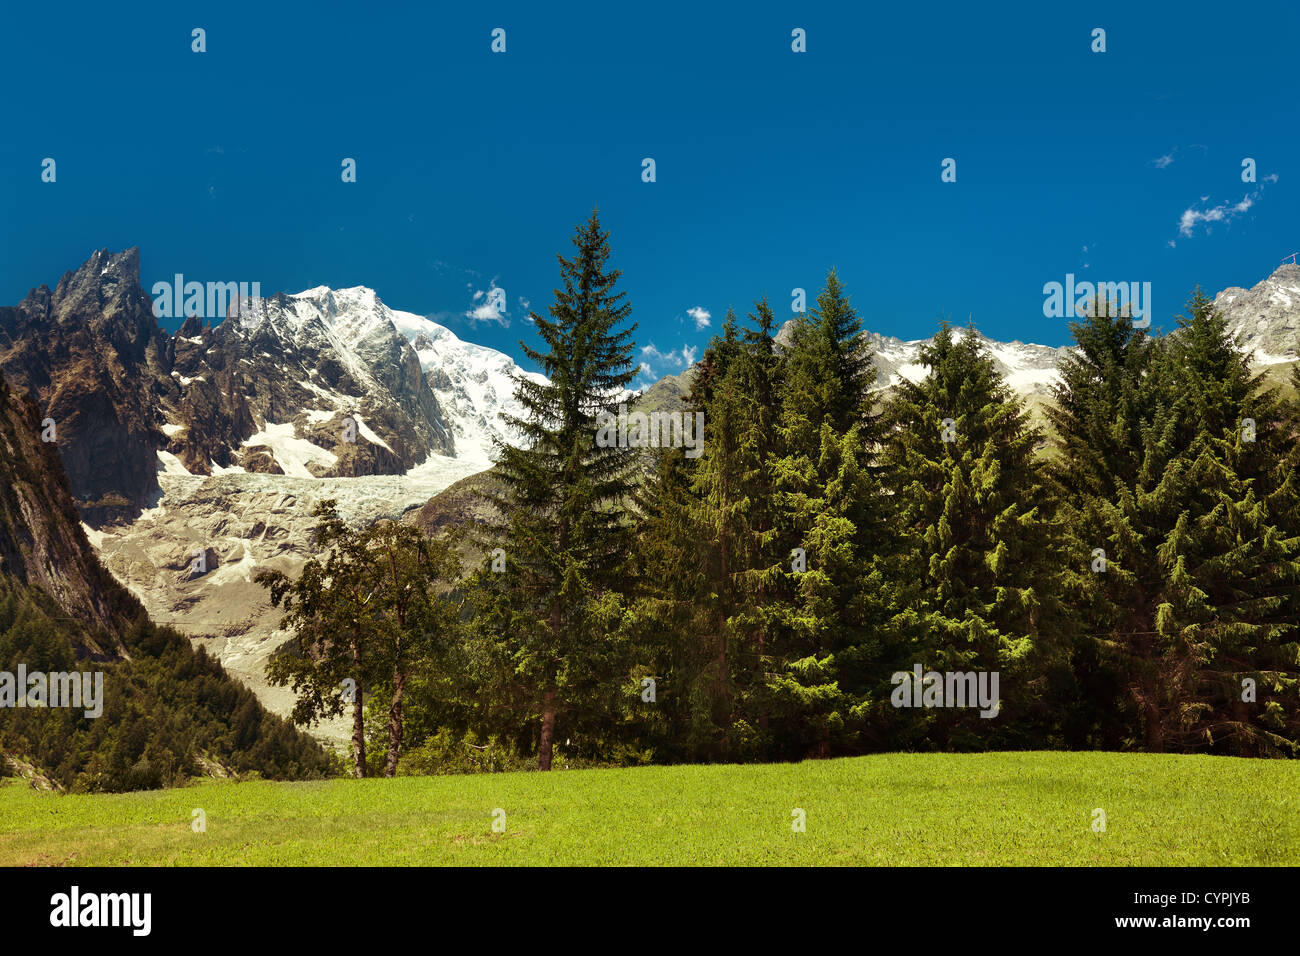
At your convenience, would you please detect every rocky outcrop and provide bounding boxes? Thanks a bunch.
[1,250,462,524]
[162,288,456,479]
[0,373,142,655]
[1214,262,1300,364]
[0,248,169,524]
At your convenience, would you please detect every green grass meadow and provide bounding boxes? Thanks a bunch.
[2,752,1295,866]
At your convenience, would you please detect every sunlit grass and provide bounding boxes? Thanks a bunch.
[1,751,1294,866]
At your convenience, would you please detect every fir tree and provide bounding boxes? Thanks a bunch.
[474,209,639,770]
[628,445,717,759]
[878,322,1064,748]
[1046,298,1157,747]
[765,274,888,757]
[677,309,751,756]
[632,303,787,760]
[1061,292,1300,754]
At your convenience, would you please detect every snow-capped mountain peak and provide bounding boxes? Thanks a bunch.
[778,322,1067,399]
[233,282,546,471]
[385,306,546,468]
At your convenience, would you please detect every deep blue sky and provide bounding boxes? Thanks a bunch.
[2,1,1296,385]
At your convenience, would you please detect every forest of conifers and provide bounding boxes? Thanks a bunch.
[265,212,1300,777]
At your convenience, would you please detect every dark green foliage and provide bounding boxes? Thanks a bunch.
[627,275,893,762]
[0,578,333,791]
[766,276,891,758]
[586,271,1297,766]
[1053,294,1300,756]
[469,209,641,771]
[875,323,1067,749]
[257,501,462,778]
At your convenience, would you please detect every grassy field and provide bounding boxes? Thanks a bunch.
[1,751,1296,866]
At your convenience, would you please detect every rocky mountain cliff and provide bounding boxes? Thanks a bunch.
[1215,262,1300,365]
[164,284,456,480]
[0,374,135,655]
[0,249,169,524]
[0,249,544,740]
[0,371,332,788]
[0,250,481,521]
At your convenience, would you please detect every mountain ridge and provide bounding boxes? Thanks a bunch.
[0,250,547,522]
[0,372,332,789]
[771,261,1300,404]
[7,249,1300,741]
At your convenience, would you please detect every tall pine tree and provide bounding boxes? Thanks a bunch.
[1056,292,1300,754]
[474,210,639,770]
[766,272,889,757]
[1046,297,1156,747]
[877,322,1065,748]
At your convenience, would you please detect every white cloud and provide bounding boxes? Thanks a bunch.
[1177,186,1268,238]
[1152,144,1205,170]
[641,342,700,373]
[465,279,510,325]
[641,343,675,366]
[686,306,711,330]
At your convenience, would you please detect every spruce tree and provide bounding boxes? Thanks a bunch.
[635,304,788,760]
[677,310,751,757]
[765,273,889,757]
[726,299,789,752]
[1046,298,1156,747]
[779,268,875,444]
[629,445,718,759]
[878,322,1064,748]
[1061,292,1300,754]
[475,209,639,770]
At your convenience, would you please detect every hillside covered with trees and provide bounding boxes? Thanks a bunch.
[265,211,1300,778]
[0,373,334,791]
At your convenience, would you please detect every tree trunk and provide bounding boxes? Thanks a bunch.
[715,525,732,723]
[539,598,563,772]
[351,697,366,778]
[538,686,557,771]
[1144,699,1164,752]
[384,669,406,778]
[351,642,366,778]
